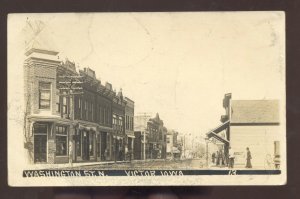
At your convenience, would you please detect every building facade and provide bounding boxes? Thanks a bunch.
[147,113,167,159]
[166,130,180,159]
[134,113,151,160]
[24,45,134,164]
[112,90,126,161]
[124,97,135,160]
[206,93,281,168]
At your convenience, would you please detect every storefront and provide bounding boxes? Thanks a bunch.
[75,128,96,162]
[112,136,125,161]
[27,117,73,164]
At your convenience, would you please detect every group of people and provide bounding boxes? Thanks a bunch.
[211,147,252,169]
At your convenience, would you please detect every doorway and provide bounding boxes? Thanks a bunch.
[33,123,48,163]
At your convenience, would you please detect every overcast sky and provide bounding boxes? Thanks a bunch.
[11,12,285,137]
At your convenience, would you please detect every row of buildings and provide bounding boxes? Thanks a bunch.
[133,113,182,160]
[23,43,182,164]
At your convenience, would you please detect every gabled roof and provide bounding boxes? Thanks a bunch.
[231,100,280,124]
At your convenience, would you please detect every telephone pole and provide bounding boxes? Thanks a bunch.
[58,75,84,165]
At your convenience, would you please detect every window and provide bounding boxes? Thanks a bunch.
[84,100,87,119]
[130,117,133,130]
[62,96,68,114]
[113,114,117,128]
[78,97,81,109]
[106,108,110,125]
[119,116,123,132]
[89,132,94,156]
[56,125,68,156]
[91,103,94,121]
[39,82,51,109]
[103,107,106,124]
[56,90,60,113]
[77,97,82,119]
[34,123,48,135]
[101,107,104,124]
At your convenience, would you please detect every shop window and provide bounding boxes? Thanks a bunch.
[56,125,68,156]
[39,82,51,109]
[33,123,48,163]
[89,132,94,156]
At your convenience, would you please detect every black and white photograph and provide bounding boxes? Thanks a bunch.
[7,12,286,186]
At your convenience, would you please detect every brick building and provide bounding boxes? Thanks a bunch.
[111,89,126,161]
[124,97,135,160]
[147,113,167,159]
[24,44,134,164]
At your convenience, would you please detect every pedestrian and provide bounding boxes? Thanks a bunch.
[246,147,252,168]
[212,152,216,164]
[216,151,220,166]
[104,149,108,161]
[219,149,224,167]
[228,146,235,168]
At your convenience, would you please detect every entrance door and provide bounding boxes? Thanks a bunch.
[76,130,82,161]
[100,132,107,161]
[82,131,89,161]
[33,123,48,163]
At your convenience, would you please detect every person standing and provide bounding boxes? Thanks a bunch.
[216,151,220,166]
[219,149,224,166]
[246,147,252,168]
[228,146,235,168]
[211,152,216,164]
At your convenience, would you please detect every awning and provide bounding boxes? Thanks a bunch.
[208,131,229,144]
[206,120,230,144]
[126,134,135,138]
[78,124,97,132]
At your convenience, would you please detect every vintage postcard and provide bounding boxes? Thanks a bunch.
[7,12,286,186]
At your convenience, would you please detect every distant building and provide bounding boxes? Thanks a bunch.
[166,130,180,159]
[124,97,135,160]
[206,93,281,168]
[112,89,126,161]
[134,113,167,160]
[147,113,167,159]
[134,113,151,160]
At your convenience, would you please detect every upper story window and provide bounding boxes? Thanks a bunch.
[56,90,60,113]
[62,96,68,114]
[113,114,117,125]
[39,82,51,110]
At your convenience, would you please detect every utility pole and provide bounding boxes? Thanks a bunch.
[58,75,83,165]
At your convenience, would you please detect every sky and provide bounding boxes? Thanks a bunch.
[10,12,285,138]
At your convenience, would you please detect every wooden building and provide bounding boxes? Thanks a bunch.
[207,93,281,168]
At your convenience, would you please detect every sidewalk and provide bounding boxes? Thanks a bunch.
[27,159,168,170]
[209,163,267,170]
[28,160,129,170]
